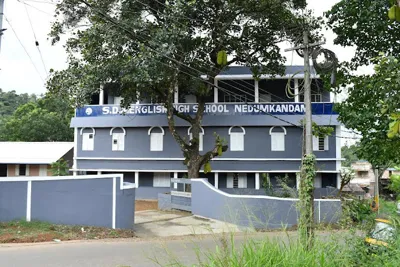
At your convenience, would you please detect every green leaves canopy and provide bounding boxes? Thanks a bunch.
[326,0,400,69]
[48,0,317,177]
[0,95,74,142]
[334,56,400,169]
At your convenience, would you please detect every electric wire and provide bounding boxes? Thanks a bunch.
[23,3,49,77]
[74,0,358,140]
[3,15,45,84]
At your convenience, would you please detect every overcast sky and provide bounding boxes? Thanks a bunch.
[0,0,364,95]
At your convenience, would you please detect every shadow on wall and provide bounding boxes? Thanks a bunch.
[191,179,341,229]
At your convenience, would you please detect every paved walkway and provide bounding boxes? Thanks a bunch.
[134,210,243,238]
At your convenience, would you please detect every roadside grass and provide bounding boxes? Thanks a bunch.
[0,220,135,243]
[380,199,397,217]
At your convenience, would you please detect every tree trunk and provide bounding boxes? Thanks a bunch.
[187,162,201,178]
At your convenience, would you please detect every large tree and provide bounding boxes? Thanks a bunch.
[0,89,37,117]
[326,0,400,178]
[0,95,74,142]
[326,0,400,69]
[48,0,311,178]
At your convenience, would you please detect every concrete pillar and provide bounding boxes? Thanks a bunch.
[99,84,104,105]
[97,171,102,175]
[73,171,77,176]
[254,80,259,103]
[255,173,260,190]
[214,79,218,103]
[337,173,341,189]
[296,172,300,190]
[135,172,139,188]
[215,173,219,189]
[173,172,178,189]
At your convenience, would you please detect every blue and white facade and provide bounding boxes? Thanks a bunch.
[71,66,342,199]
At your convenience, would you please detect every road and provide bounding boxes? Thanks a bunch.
[0,231,339,267]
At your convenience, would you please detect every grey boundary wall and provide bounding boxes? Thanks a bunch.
[191,179,341,229]
[0,174,135,229]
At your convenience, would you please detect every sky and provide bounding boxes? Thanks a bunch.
[0,0,366,96]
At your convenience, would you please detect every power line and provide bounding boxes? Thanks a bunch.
[3,15,45,84]
[23,2,48,77]
[18,0,54,17]
[72,1,354,140]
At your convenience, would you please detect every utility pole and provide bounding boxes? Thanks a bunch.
[0,0,4,53]
[285,33,325,153]
[285,31,325,249]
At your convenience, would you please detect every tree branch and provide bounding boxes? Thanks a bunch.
[165,79,189,151]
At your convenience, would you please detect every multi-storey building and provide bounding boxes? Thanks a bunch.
[70,66,342,199]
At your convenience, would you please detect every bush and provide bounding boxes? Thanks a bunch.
[340,197,374,228]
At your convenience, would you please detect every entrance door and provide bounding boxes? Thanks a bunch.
[0,164,7,177]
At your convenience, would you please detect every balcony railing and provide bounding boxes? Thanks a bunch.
[76,102,337,118]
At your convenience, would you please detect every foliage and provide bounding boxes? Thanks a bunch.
[51,159,70,176]
[388,174,400,200]
[0,94,74,142]
[48,0,321,178]
[326,0,400,69]
[0,89,37,118]
[262,173,274,196]
[380,198,398,216]
[298,154,316,250]
[340,198,374,228]
[341,144,359,168]
[262,173,297,198]
[338,168,355,195]
[311,122,334,138]
[166,231,400,267]
[332,56,400,172]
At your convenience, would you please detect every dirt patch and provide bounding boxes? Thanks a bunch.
[0,221,135,243]
[136,200,158,211]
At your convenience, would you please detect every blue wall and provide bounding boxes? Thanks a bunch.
[0,175,135,229]
[77,126,336,159]
[0,182,27,222]
[191,179,341,229]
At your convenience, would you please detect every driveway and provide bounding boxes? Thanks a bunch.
[134,210,244,238]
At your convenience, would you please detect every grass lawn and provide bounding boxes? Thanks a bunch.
[0,220,135,243]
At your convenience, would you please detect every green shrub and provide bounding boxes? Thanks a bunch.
[340,197,374,228]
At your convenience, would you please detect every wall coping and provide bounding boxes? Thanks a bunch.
[191,179,341,202]
[0,174,135,191]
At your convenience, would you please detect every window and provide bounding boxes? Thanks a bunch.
[110,127,126,151]
[18,164,27,176]
[270,126,286,151]
[148,126,165,151]
[227,173,247,188]
[112,133,125,151]
[229,126,245,151]
[80,128,95,151]
[153,172,171,187]
[188,127,204,151]
[313,135,329,151]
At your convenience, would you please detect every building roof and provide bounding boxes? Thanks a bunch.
[219,65,317,76]
[342,183,366,193]
[0,142,74,164]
